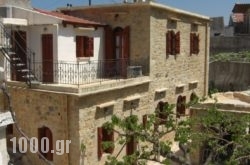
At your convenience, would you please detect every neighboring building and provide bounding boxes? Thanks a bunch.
[211,17,225,36]
[0,0,210,165]
[229,3,250,35]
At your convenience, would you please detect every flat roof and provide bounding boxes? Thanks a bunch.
[58,1,210,21]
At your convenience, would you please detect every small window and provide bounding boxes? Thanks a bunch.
[76,36,94,57]
[38,127,53,161]
[166,30,180,56]
[190,33,200,55]
[176,95,186,118]
[156,101,169,124]
[191,23,198,32]
[97,126,114,159]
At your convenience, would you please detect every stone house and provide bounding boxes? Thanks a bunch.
[0,0,210,165]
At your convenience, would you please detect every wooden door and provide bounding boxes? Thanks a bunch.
[11,31,27,81]
[104,26,115,77]
[42,34,53,83]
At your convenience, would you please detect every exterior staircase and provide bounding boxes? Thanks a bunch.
[0,22,38,87]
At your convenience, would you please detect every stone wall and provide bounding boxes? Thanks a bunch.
[210,36,250,54]
[8,87,70,165]
[209,61,250,91]
[149,6,209,102]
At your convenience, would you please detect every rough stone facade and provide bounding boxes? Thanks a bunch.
[6,2,210,165]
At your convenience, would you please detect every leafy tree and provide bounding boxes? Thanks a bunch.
[102,98,250,165]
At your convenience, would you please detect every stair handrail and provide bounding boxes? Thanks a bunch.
[0,21,37,86]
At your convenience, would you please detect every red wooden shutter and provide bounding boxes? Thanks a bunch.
[108,129,115,154]
[196,34,200,54]
[76,36,84,57]
[84,37,94,57]
[104,26,114,60]
[102,128,114,154]
[45,128,53,161]
[166,31,172,56]
[181,96,186,115]
[143,115,148,129]
[38,127,45,157]
[122,26,130,60]
[104,26,114,77]
[175,31,180,54]
[126,136,137,155]
[97,127,103,160]
[171,30,176,55]
[177,96,182,118]
[190,33,194,55]
[89,37,94,57]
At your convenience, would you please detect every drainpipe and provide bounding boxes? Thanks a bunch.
[204,22,210,96]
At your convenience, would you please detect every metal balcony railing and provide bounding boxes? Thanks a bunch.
[29,59,130,85]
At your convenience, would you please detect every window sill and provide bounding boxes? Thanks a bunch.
[77,57,91,62]
[97,101,116,109]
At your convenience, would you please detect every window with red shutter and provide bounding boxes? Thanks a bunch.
[76,36,94,57]
[190,33,199,55]
[97,126,114,160]
[166,30,180,56]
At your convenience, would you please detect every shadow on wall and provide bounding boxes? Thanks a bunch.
[209,61,250,92]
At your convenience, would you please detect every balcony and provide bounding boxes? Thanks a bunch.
[5,59,150,94]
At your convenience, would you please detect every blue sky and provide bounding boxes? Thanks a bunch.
[31,0,250,25]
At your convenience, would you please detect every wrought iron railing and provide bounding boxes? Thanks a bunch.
[32,59,130,85]
[0,22,37,86]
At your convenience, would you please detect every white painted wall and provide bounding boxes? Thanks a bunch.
[1,6,105,84]
[57,24,104,62]
[12,7,61,25]
[0,126,9,165]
